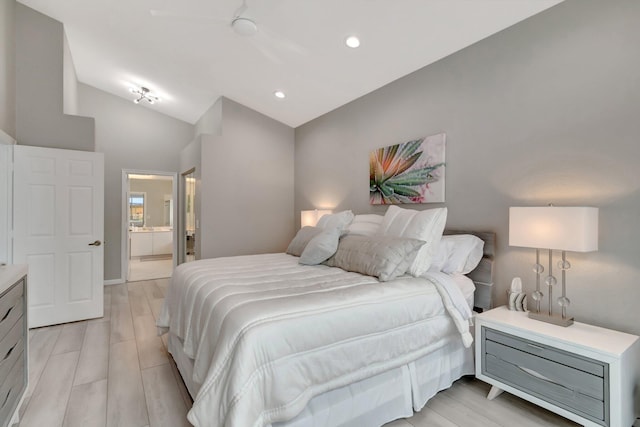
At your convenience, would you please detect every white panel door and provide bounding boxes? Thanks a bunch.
[13,146,104,328]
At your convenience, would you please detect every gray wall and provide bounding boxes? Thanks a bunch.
[63,32,79,116]
[0,0,15,138]
[295,0,640,336]
[194,98,222,138]
[192,97,295,259]
[0,133,14,265]
[15,4,94,151]
[129,178,173,227]
[78,83,193,281]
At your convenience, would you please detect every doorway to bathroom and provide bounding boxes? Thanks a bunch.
[180,168,197,264]
[122,170,178,282]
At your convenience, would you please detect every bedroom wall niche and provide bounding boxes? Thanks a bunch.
[294,0,640,344]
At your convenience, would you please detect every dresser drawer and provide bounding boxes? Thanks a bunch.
[0,352,25,427]
[482,327,609,426]
[0,318,24,384]
[0,283,23,343]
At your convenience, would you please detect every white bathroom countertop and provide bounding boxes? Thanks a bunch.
[130,227,173,233]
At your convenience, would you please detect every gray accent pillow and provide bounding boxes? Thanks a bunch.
[325,235,425,282]
[299,227,341,265]
[286,226,323,257]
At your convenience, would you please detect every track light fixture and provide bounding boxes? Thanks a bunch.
[129,86,160,104]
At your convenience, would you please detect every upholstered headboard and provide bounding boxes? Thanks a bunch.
[443,230,495,312]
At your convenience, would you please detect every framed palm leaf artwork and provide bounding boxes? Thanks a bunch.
[369,133,446,205]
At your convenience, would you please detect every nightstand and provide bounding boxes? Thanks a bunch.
[475,306,639,427]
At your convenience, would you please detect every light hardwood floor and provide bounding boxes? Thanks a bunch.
[17,280,579,427]
[127,258,174,282]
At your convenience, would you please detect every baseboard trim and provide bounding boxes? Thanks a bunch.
[104,278,125,286]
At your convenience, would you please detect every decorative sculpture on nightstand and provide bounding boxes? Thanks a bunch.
[507,277,527,311]
[509,205,599,327]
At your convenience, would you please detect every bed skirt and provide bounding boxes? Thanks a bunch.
[168,333,474,427]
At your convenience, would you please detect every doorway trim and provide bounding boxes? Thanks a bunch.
[121,169,178,283]
[179,167,196,265]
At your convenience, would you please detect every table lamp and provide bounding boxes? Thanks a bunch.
[300,209,333,228]
[509,206,598,326]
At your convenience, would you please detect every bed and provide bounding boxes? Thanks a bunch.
[158,208,495,427]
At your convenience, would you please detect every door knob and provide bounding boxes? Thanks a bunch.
[88,240,102,246]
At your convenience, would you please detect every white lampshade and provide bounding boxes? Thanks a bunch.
[509,206,598,252]
[300,209,333,228]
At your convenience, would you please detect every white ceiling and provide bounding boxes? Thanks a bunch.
[18,0,562,128]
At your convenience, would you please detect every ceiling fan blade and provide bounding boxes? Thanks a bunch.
[259,25,308,56]
[150,9,228,25]
[232,0,251,18]
[246,37,282,64]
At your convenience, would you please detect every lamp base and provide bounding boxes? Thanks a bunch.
[528,311,574,327]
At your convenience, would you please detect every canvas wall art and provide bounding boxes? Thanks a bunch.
[369,133,446,205]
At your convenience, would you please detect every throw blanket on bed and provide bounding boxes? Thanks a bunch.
[157,253,472,427]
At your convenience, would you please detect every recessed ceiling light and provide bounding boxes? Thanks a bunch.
[345,36,360,48]
[274,90,286,99]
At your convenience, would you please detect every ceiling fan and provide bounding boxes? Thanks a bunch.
[150,0,307,63]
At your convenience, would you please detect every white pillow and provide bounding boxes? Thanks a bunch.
[316,210,354,232]
[441,234,484,275]
[299,228,341,265]
[428,237,452,273]
[377,206,447,276]
[346,214,383,236]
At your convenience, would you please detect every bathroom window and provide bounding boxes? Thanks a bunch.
[129,192,146,227]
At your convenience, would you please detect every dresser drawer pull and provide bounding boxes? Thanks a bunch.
[2,341,18,362]
[0,388,10,410]
[0,306,13,322]
[0,339,21,366]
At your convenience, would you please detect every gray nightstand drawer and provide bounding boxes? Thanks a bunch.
[485,354,605,421]
[482,327,609,426]
[486,329,604,376]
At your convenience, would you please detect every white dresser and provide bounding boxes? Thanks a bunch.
[0,265,28,427]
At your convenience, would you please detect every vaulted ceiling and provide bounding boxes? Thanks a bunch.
[18,0,563,127]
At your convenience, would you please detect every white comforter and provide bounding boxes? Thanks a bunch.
[157,253,472,427]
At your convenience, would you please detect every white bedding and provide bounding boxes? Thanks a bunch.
[158,253,472,427]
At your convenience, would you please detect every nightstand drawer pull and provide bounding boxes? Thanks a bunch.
[526,343,544,351]
[518,366,566,390]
